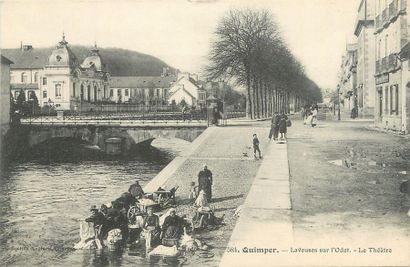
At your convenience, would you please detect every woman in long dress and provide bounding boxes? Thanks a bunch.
[311,106,318,127]
[198,164,213,202]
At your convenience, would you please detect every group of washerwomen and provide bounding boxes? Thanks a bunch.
[84,164,216,249]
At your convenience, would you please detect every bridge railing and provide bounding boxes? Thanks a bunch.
[21,110,246,126]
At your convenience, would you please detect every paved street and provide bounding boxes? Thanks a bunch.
[287,118,410,265]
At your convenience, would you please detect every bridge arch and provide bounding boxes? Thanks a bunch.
[27,125,205,155]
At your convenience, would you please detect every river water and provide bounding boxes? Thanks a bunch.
[0,138,191,267]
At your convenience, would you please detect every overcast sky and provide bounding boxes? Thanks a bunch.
[0,0,359,90]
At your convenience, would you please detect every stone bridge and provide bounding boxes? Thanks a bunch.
[27,124,207,154]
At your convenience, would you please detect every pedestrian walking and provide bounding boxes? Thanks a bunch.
[253,134,262,159]
[269,112,280,141]
[311,106,318,127]
[198,164,213,202]
[278,112,289,140]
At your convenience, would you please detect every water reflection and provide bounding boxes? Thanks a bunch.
[0,137,191,267]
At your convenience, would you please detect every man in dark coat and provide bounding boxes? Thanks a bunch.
[269,112,280,140]
[278,112,289,140]
[198,164,213,202]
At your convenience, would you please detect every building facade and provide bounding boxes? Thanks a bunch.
[109,76,176,104]
[338,43,358,118]
[354,0,376,118]
[6,35,110,111]
[1,55,13,137]
[168,73,206,107]
[374,0,408,131]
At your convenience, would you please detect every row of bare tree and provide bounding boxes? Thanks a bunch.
[206,9,322,119]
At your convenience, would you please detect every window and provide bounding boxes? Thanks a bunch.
[391,85,399,115]
[21,72,27,83]
[28,91,35,100]
[55,84,62,98]
[125,89,129,97]
[80,84,84,101]
[72,83,76,97]
[34,72,39,83]
[14,91,20,99]
[156,88,160,97]
[87,85,91,101]
[43,90,47,99]
[117,89,121,96]
[110,89,114,97]
[378,39,382,60]
[94,86,97,102]
[384,86,389,114]
[43,77,47,85]
[384,35,388,57]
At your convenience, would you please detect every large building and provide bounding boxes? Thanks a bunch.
[373,0,408,132]
[338,43,358,118]
[354,0,376,118]
[1,55,13,137]
[109,75,176,104]
[5,35,110,111]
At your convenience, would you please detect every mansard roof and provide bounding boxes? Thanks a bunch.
[2,48,49,69]
[48,34,79,67]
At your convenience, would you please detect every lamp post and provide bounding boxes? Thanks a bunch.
[337,85,341,121]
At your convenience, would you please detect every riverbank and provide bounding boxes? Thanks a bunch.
[143,123,271,266]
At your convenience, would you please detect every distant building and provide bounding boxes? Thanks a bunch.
[373,0,408,132]
[354,0,376,118]
[5,35,110,110]
[109,75,176,104]
[1,55,13,137]
[168,73,206,107]
[338,43,358,117]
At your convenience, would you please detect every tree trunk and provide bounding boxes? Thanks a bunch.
[264,81,269,118]
[254,75,260,119]
[246,68,252,119]
[251,74,256,119]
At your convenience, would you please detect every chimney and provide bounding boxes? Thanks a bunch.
[22,45,33,51]
[20,41,22,50]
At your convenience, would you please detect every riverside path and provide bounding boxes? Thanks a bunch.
[143,118,409,267]
[142,120,271,266]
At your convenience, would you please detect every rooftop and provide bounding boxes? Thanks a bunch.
[110,76,177,88]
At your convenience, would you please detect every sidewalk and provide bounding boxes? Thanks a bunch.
[143,123,272,266]
[220,119,409,266]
